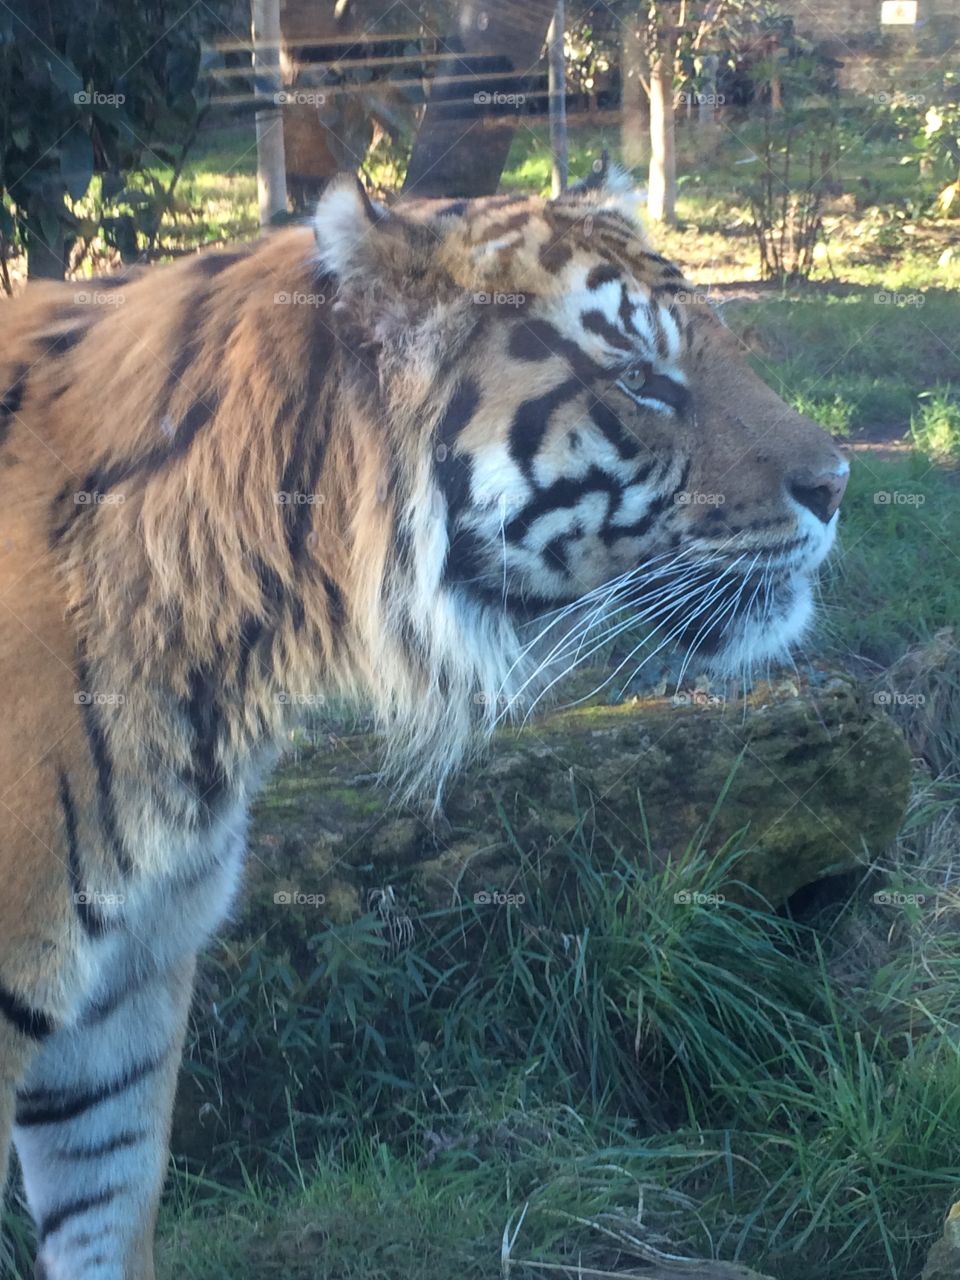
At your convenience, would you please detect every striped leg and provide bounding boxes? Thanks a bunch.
[12,954,197,1280]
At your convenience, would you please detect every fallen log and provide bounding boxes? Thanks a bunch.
[241,669,912,927]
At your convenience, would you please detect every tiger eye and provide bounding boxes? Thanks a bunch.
[621,367,647,390]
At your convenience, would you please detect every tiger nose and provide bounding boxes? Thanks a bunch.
[787,461,849,524]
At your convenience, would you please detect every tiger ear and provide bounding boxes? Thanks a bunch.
[556,153,647,228]
[312,174,385,282]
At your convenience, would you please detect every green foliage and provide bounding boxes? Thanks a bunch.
[734,101,840,284]
[184,837,821,1171]
[0,0,226,279]
[910,388,960,465]
[920,78,960,216]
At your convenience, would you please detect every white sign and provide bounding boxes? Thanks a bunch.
[880,1,918,24]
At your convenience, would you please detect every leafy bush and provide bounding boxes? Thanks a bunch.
[0,0,228,282]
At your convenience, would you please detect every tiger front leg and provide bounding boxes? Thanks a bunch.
[12,953,197,1280]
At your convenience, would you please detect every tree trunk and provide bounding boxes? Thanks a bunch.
[621,20,648,171]
[548,0,568,196]
[402,0,556,198]
[252,0,287,226]
[698,52,720,134]
[238,672,912,933]
[648,36,677,224]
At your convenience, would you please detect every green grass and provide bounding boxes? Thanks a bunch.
[723,292,960,439]
[148,807,960,1280]
[818,454,960,666]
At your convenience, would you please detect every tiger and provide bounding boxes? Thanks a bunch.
[0,169,847,1279]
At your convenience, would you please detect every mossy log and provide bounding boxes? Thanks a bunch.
[240,670,912,930]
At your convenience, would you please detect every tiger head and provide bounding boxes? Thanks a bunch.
[311,175,848,791]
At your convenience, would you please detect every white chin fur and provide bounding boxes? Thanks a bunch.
[706,573,814,678]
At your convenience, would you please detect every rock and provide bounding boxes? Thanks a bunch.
[239,669,912,933]
[921,1201,960,1280]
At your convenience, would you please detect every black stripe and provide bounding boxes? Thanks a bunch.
[39,1186,124,1241]
[59,769,109,938]
[192,250,244,277]
[236,613,266,697]
[582,309,632,352]
[0,364,28,428]
[44,328,85,357]
[0,982,53,1040]
[589,399,648,461]
[508,378,582,477]
[443,527,491,590]
[504,468,618,542]
[184,666,226,816]
[49,301,220,546]
[538,239,573,273]
[585,264,621,290]
[636,372,690,414]
[435,200,467,218]
[320,572,344,631]
[475,211,528,243]
[75,649,132,876]
[618,284,641,338]
[434,380,480,518]
[507,319,606,383]
[62,1128,148,1160]
[16,1054,165,1126]
[80,978,140,1028]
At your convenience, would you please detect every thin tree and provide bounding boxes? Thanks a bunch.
[252,0,287,226]
[548,0,569,195]
[629,0,763,224]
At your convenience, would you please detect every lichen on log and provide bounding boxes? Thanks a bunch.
[240,670,912,929]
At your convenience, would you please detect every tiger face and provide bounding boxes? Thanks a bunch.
[316,176,847,725]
